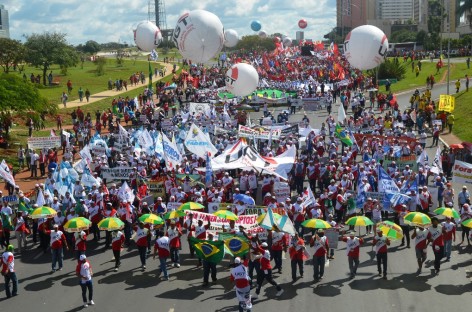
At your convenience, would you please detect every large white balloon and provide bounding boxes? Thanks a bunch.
[134,21,162,52]
[224,29,239,48]
[258,30,267,39]
[172,10,225,63]
[225,63,259,97]
[344,25,388,70]
[283,37,292,47]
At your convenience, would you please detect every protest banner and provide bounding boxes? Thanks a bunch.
[325,228,339,248]
[27,137,61,150]
[101,167,134,181]
[452,160,472,185]
[383,155,418,171]
[148,177,167,197]
[1,195,18,204]
[184,211,259,236]
[274,182,291,203]
[438,94,455,112]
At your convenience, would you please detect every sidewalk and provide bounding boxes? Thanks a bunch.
[59,62,177,109]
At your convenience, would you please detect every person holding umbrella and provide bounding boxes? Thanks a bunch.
[411,225,429,274]
[373,228,390,279]
[427,217,445,274]
[342,231,364,279]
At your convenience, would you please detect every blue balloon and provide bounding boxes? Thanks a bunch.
[251,20,262,32]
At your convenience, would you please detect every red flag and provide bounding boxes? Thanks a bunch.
[333,43,339,56]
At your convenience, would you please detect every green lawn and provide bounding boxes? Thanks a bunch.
[450,89,472,142]
[388,58,471,93]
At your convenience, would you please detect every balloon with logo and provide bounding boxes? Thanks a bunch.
[134,21,162,52]
[172,10,225,63]
[251,20,262,32]
[344,25,388,70]
[224,29,239,48]
[225,63,259,97]
[298,19,307,29]
[258,30,267,39]
[283,37,292,47]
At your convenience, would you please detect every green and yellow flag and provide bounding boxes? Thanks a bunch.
[218,233,250,257]
[148,61,153,90]
[335,125,353,146]
[18,201,32,214]
[189,237,225,264]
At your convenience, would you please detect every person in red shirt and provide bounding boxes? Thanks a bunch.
[45,224,69,272]
[166,220,182,267]
[74,231,87,262]
[269,230,287,274]
[372,228,390,279]
[289,233,307,282]
[111,230,125,271]
[310,229,329,281]
[230,257,252,312]
[1,244,17,298]
[428,217,445,274]
[153,230,170,280]
[253,242,283,299]
[411,226,429,274]
[342,231,364,279]
[441,217,456,261]
[135,222,151,271]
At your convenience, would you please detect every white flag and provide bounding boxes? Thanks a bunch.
[0,160,15,187]
[337,103,347,124]
[36,189,45,207]
[417,149,428,167]
[118,181,135,204]
[430,147,443,175]
[162,132,183,170]
[184,123,218,159]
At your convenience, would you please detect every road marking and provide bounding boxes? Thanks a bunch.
[33,251,44,260]
[168,308,174,312]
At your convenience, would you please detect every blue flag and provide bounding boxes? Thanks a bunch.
[378,165,400,194]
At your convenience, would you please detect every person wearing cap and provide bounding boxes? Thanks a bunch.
[111,230,125,272]
[288,233,307,282]
[458,186,470,209]
[230,257,252,312]
[373,228,390,279]
[13,211,28,252]
[411,224,429,274]
[166,220,182,268]
[253,242,283,299]
[45,224,69,272]
[247,170,258,199]
[427,217,445,274]
[442,183,455,207]
[75,254,94,307]
[153,231,170,280]
[460,204,472,245]
[342,231,364,279]
[292,197,306,236]
[135,222,152,271]
[441,217,456,261]
[418,186,432,213]
[73,231,87,262]
[1,244,17,298]
[398,205,410,248]
[310,229,329,282]
[268,229,287,274]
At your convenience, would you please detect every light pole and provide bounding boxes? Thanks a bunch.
[447,38,451,95]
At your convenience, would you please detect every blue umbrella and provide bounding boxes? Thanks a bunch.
[234,194,255,205]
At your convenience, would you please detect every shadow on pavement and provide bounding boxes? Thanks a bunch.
[435,283,472,295]
[349,273,432,292]
[23,271,75,292]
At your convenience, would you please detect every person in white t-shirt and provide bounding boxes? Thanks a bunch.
[76,254,94,308]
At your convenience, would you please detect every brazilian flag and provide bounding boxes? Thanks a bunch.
[335,125,353,146]
[148,61,153,90]
[189,237,225,264]
[218,233,250,257]
[18,201,32,214]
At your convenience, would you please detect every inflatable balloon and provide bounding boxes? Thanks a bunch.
[225,63,259,97]
[224,29,239,48]
[283,37,292,47]
[251,20,262,32]
[344,25,388,70]
[298,19,307,29]
[258,30,267,38]
[173,10,225,63]
[134,21,162,52]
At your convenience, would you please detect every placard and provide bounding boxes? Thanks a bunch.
[274,182,291,203]
[101,167,134,181]
[325,228,339,249]
[27,137,61,150]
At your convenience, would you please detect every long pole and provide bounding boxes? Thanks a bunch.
[447,38,451,95]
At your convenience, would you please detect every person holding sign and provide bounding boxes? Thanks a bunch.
[342,231,364,279]
[373,229,390,279]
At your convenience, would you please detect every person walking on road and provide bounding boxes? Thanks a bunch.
[111,230,125,272]
[455,79,461,93]
[289,233,306,282]
[61,91,68,108]
[310,229,329,282]
[135,222,151,271]
[46,224,69,272]
[428,217,445,274]
[153,230,170,280]
[1,244,18,298]
[441,217,456,261]
[253,242,283,299]
[230,257,252,312]
[76,254,94,308]
[411,226,428,274]
[398,205,410,248]
[459,204,472,245]
[166,220,182,268]
[342,231,364,279]
[373,229,390,279]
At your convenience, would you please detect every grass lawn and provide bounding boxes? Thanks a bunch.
[450,89,472,142]
[388,58,471,93]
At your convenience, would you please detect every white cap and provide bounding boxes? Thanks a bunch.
[261,242,268,248]
[79,254,87,261]
[234,257,241,264]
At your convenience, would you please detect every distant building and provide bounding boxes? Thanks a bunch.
[296,31,304,41]
[0,4,9,39]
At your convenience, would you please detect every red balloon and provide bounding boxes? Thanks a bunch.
[273,36,281,43]
[298,19,307,29]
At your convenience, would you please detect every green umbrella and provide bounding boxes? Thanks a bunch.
[97,217,124,231]
[377,221,403,240]
[63,217,92,233]
[301,218,332,229]
[213,210,238,221]
[345,216,374,227]
[433,207,460,219]
[139,213,164,226]
[164,210,186,220]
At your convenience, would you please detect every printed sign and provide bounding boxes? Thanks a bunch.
[452,160,472,185]
[438,94,455,112]
[27,137,61,150]
[101,167,134,181]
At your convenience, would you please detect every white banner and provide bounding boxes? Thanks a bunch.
[90,140,108,156]
[452,160,472,185]
[0,160,15,186]
[184,210,259,235]
[101,167,134,181]
[189,102,211,117]
[162,133,183,170]
[27,137,61,150]
[184,123,217,159]
[274,182,290,203]
[138,129,153,148]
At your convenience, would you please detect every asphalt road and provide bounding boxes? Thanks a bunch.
[2,86,472,311]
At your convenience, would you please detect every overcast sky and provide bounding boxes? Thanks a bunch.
[2,0,336,45]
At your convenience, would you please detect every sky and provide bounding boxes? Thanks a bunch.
[2,0,336,46]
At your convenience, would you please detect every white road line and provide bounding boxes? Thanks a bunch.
[168,308,174,312]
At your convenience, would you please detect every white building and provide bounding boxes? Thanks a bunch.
[0,4,9,39]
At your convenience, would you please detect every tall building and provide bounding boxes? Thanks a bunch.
[296,31,304,41]
[336,0,376,32]
[0,4,9,39]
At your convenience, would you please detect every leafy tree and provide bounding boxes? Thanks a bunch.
[83,40,101,54]
[416,30,428,46]
[0,38,26,73]
[235,35,275,51]
[24,32,79,85]
[369,59,407,81]
[390,30,417,43]
[0,73,57,116]
[94,57,107,76]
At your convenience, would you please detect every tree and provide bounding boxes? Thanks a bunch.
[83,40,101,54]
[94,57,107,76]
[235,35,276,51]
[416,30,428,46]
[0,73,57,115]
[0,38,25,73]
[390,30,417,43]
[24,32,79,85]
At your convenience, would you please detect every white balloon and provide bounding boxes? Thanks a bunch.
[134,21,162,52]
[173,10,225,63]
[258,30,267,38]
[344,25,388,70]
[283,37,292,47]
[224,29,239,48]
[225,63,259,97]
